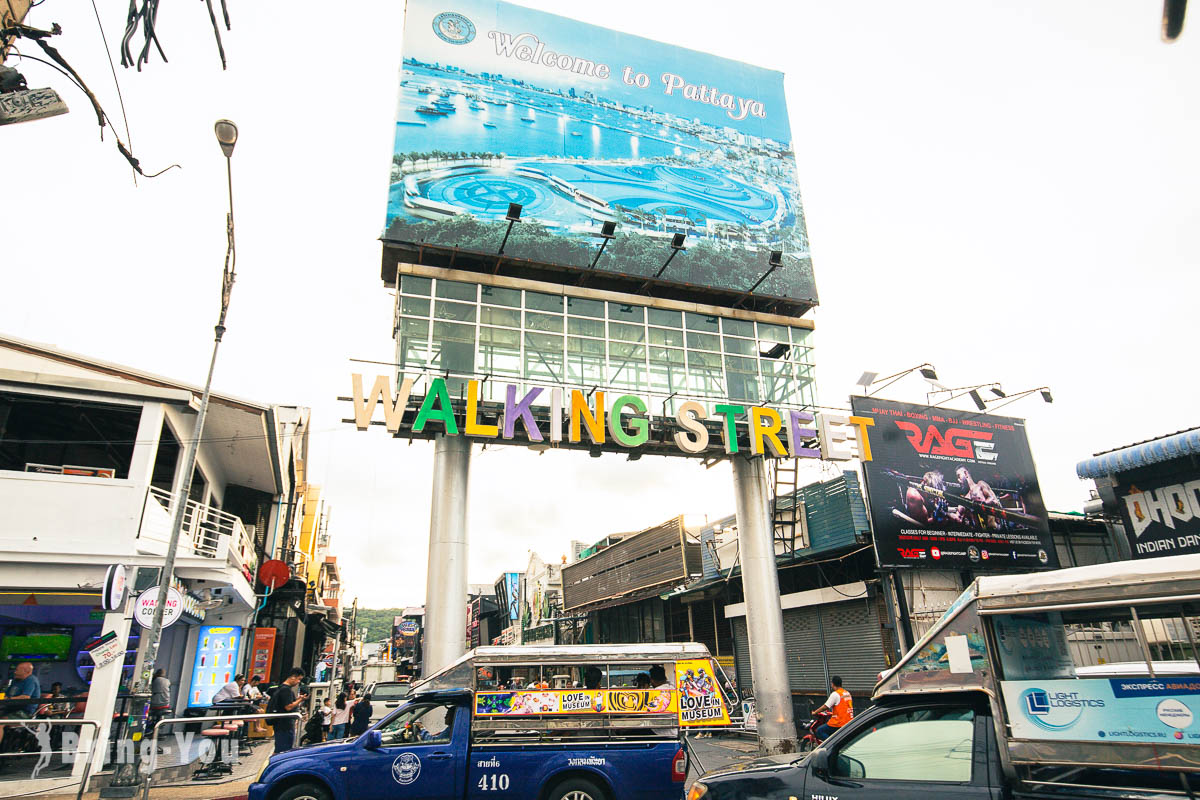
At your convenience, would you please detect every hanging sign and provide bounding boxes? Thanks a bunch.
[84,630,125,670]
[102,564,128,612]
[134,586,184,629]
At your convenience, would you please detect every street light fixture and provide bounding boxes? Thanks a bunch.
[859,363,939,396]
[115,121,241,791]
[214,119,238,157]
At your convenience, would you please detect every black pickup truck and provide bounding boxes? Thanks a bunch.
[690,690,1196,800]
[691,556,1200,800]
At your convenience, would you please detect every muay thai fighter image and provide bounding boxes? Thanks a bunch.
[887,467,1041,531]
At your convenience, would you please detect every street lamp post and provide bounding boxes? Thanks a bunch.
[105,120,239,795]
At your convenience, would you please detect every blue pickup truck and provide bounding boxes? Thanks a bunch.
[249,643,733,800]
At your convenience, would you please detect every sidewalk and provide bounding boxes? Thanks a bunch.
[39,739,272,800]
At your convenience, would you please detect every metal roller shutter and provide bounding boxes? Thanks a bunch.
[731,617,752,694]
[782,607,826,693]
[820,597,887,695]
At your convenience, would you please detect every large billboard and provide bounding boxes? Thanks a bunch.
[1116,470,1200,559]
[849,397,1056,571]
[384,0,816,306]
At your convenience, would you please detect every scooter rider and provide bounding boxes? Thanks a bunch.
[815,676,852,742]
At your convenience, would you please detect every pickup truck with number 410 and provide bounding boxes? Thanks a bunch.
[250,643,738,800]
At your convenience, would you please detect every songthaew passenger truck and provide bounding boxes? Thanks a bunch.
[691,553,1200,800]
[250,643,737,800]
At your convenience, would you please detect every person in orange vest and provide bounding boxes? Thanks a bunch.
[815,676,853,742]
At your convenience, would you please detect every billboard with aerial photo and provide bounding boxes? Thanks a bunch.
[849,397,1056,571]
[385,0,816,305]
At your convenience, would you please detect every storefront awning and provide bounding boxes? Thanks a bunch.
[1076,426,1200,479]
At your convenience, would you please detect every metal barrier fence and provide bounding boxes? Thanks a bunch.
[0,717,101,800]
[141,711,301,800]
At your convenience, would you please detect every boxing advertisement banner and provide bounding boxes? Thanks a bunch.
[1116,471,1200,559]
[850,396,1056,571]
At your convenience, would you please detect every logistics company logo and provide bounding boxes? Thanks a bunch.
[432,12,476,44]
[893,421,997,463]
[1020,688,1102,731]
[392,752,422,784]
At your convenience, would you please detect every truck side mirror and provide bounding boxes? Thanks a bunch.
[363,730,383,750]
[810,747,829,777]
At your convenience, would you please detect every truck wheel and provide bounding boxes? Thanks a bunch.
[276,783,332,800]
[549,777,608,800]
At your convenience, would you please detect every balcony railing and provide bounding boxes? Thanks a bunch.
[139,486,258,579]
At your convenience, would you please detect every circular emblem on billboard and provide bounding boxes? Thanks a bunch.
[967,546,980,563]
[1037,549,1049,564]
[1020,688,1082,731]
[392,752,421,785]
[1157,698,1194,729]
[432,12,475,44]
[134,586,184,629]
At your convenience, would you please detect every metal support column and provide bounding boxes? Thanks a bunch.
[423,434,471,677]
[731,455,798,754]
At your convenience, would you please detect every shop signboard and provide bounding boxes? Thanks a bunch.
[102,564,127,611]
[849,397,1055,571]
[133,586,184,629]
[385,0,816,306]
[394,616,421,654]
[1001,678,1200,744]
[251,628,276,680]
[1116,471,1200,559]
[501,572,520,621]
[188,625,244,707]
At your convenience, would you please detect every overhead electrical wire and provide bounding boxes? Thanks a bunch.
[6,25,179,178]
[90,0,136,182]
[120,0,231,71]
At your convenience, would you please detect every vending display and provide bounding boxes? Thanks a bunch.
[187,625,243,707]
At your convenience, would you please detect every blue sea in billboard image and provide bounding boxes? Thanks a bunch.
[384,0,816,303]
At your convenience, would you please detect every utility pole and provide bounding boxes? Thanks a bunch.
[103,120,239,797]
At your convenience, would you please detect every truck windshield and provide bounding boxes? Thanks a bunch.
[374,684,411,701]
[379,702,457,746]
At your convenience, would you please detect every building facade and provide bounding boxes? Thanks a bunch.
[0,334,310,792]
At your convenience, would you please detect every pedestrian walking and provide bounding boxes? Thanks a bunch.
[329,692,354,739]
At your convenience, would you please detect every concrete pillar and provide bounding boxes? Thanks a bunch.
[423,435,471,677]
[731,455,798,754]
[73,604,133,781]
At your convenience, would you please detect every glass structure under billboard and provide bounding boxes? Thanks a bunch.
[384,0,816,308]
[849,397,1056,572]
[394,273,814,415]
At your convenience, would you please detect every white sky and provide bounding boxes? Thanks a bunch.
[4,2,1197,608]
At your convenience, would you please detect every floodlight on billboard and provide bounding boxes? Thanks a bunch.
[848,397,1056,571]
[383,0,816,310]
